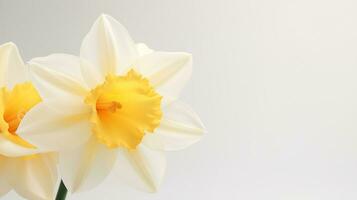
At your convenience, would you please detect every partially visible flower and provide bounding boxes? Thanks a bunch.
[19,14,205,193]
[0,42,58,200]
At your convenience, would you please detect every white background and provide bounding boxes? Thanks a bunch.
[1,0,357,199]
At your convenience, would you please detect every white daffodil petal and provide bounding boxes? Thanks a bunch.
[17,102,92,152]
[29,55,89,100]
[0,176,10,196]
[144,101,205,151]
[0,156,11,196]
[0,135,40,157]
[80,14,138,87]
[135,52,192,103]
[8,154,57,200]
[29,54,87,86]
[0,179,10,196]
[0,42,27,88]
[39,98,92,117]
[28,55,91,116]
[115,144,166,192]
[136,43,154,56]
[60,136,117,193]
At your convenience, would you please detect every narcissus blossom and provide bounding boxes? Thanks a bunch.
[0,42,58,200]
[18,14,205,193]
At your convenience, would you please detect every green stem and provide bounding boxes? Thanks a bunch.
[55,180,68,200]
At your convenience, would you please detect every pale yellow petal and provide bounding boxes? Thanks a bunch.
[0,134,39,157]
[0,173,10,197]
[59,136,117,193]
[7,153,58,200]
[0,179,10,197]
[0,42,27,88]
[0,156,11,196]
[17,102,92,152]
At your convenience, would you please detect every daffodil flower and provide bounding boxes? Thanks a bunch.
[18,14,205,193]
[0,42,58,200]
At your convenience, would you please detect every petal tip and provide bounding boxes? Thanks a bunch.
[0,42,19,53]
[98,14,113,23]
[1,42,16,48]
[98,14,106,22]
[201,126,208,134]
[99,13,109,19]
[186,53,193,64]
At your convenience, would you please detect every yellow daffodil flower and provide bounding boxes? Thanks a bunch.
[0,42,58,200]
[18,14,205,193]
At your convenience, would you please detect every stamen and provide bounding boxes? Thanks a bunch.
[5,111,25,133]
[96,101,122,113]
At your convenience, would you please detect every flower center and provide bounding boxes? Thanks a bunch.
[85,69,163,149]
[0,82,41,148]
